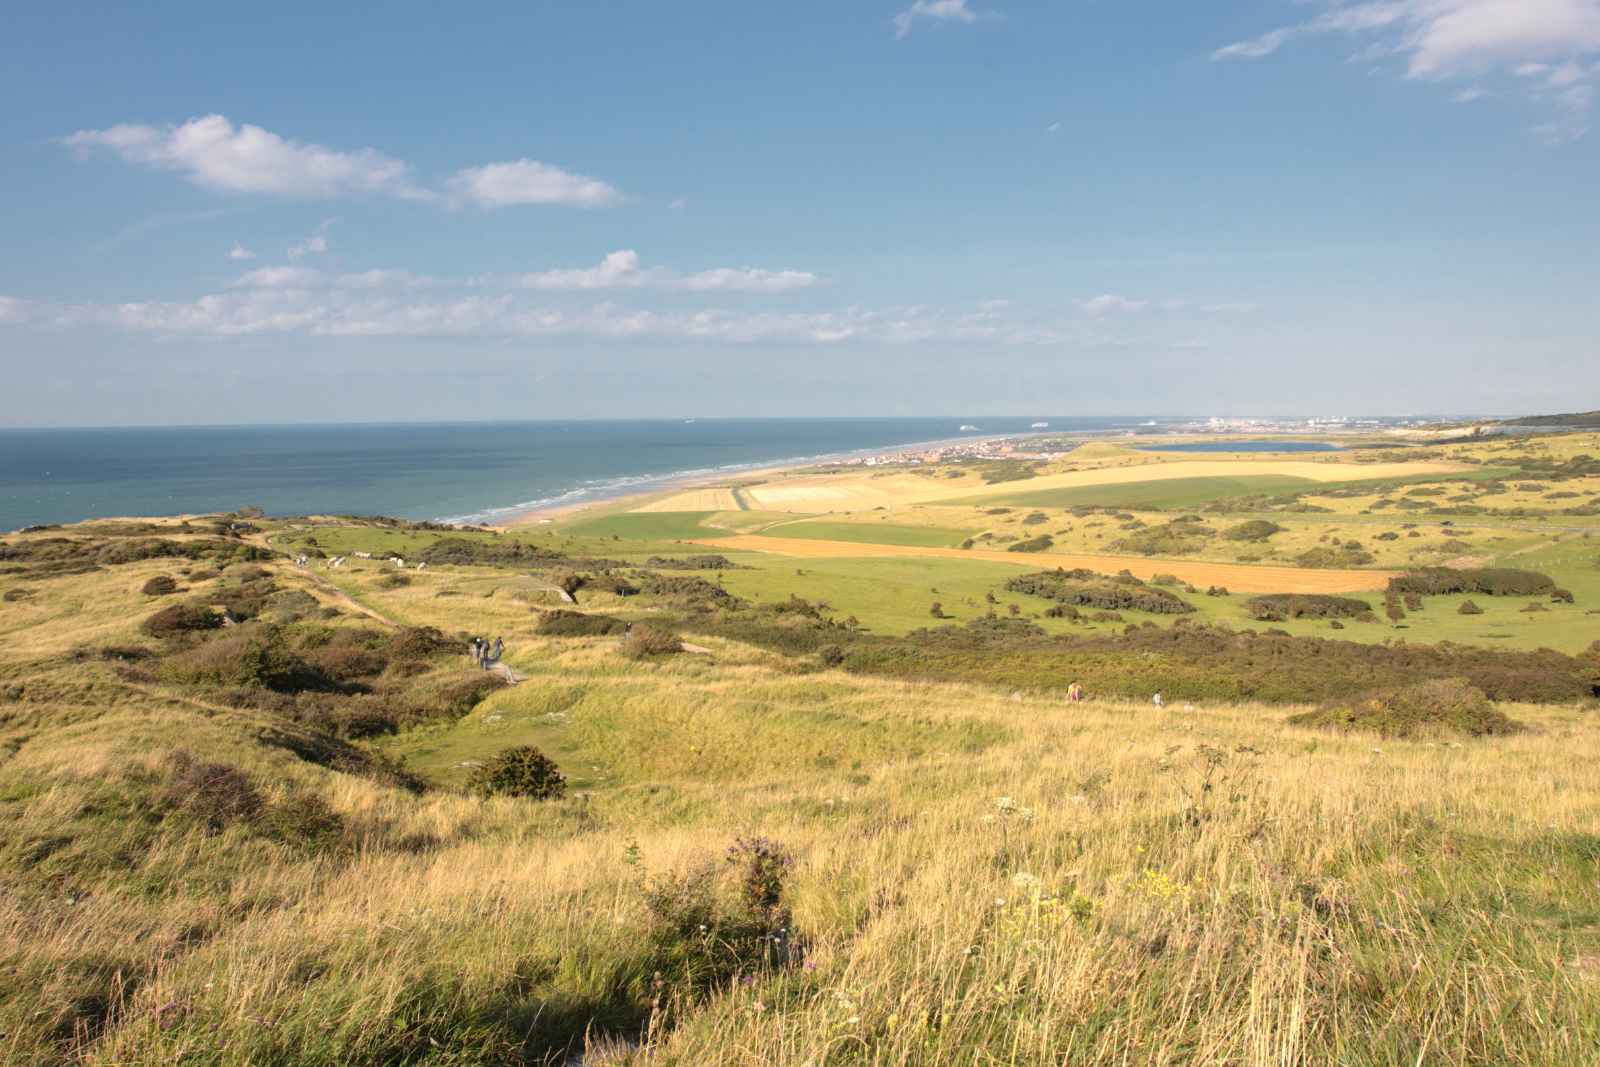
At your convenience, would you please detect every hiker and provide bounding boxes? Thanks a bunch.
[470,637,483,663]
[492,636,503,662]
[1066,681,1083,702]
[1152,690,1165,709]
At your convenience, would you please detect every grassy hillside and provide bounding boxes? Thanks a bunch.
[2,513,1598,1065]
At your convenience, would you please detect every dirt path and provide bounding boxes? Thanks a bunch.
[693,535,1398,594]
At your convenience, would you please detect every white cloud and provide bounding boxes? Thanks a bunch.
[287,219,335,259]
[62,114,430,199]
[447,159,622,209]
[1211,1,1600,139]
[894,0,982,39]
[0,296,34,324]
[514,250,820,292]
[1199,301,1259,314]
[669,198,688,212]
[63,114,625,208]
[1046,121,1061,133]
[1078,294,1148,316]
[227,243,256,260]
[230,267,324,289]
[1453,87,1491,101]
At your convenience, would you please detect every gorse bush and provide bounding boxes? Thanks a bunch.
[1007,534,1054,553]
[1458,600,1484,615]
[141,603,223,637]
[1005,569,1195,615]
[465,745,567,800]
[536,609,628,637]
[1287,678,1524,740]
[415,537,565,567]
[161,750,264,832]
[1389,567,1556,597]
[622,624,684,660]
[1222,519,1285,542]
[140,575,177,596]
[1246,594,1373,621]
[158,626,331,693]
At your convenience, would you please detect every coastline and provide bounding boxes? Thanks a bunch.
[486,431,1043,529]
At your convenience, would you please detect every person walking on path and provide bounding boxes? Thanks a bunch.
[492,636,503,663]
[1151,690,1165,709]
[1067,681,1083,703]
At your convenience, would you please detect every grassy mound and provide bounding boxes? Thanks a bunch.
[1287,678,1525,740]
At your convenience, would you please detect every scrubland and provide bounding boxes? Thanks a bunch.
[3,432,1600,1065]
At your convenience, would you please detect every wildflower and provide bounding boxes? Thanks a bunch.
[1011,871,1042,894]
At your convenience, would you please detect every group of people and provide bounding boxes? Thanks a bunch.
[469,635,503,670]
[1063,681,1173,709]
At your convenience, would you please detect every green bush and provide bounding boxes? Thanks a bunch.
[622,624,684,659]
[142,603,223,637]
[1246,594,1372,620]
[1295,545,1376,568]
[141,575,178,596]
[1007,534,1054,553]
[536,609,628,636]
[1287,678,1524,740]
[1222,520,1284,542]
[1458,600,1484,615]
[158,627,330,693]
[466,746,567,800]
[1389,567,1556,597]
[645,555,739,570]
[1006,569,1195,614]
[415,537,565,567]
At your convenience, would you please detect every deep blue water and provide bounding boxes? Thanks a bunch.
[1136,440,1342,454]
[0,417,1179,530]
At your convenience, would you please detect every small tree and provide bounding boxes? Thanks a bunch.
[467,746,567,800]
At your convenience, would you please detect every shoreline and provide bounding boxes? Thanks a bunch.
[486,430,1047,529]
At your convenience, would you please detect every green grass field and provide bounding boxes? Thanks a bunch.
[755,519,975,548]
[559,510,730,541]
[961,474,1319,509]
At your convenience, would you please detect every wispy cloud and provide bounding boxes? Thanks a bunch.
[446,159,622,209]
[287,218,335,260]
[63,114,627,207]
[227,243,256,260]
[893,0,984,39]
[1211,1,1600,141]
[1077,294,1148,316]
[514,250,821,292]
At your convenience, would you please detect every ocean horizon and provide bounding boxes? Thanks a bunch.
[0,415,1445,532]
[0,416,1201,531]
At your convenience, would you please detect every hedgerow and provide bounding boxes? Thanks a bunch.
[1005,569,1196,614]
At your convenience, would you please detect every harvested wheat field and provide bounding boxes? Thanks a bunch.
[634,485,744,512]
[694,534,1398,592]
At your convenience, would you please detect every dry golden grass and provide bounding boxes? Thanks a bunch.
[3,514,1598,1065]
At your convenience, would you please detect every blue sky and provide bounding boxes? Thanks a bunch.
[2,0,1597,425]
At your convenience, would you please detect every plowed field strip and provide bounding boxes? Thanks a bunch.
[695,535,1398,594]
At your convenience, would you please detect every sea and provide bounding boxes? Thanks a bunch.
[0,416,1192,531]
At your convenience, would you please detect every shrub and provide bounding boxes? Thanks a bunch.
[930,601,947,618]
[159,628,330,693]
[1007,534,1054,553]
[1246,594,1372,620]
[386,626,456,659]
[1150,573,1181,586]
[1458,600,1484,615]
[161,751,264,832]
[1021,512,1049,526]
[1295,545,1376,568]
[536,609,628,636]
[622,624,683,659]
[1222,520,1284,542]
[142,603,223,637]
[1287,678,1524,740]
[1389,567,1556,598]
[1109,522,1213,557]
[141,575,178,596]
[378,573,411,589]
[2,587,34,602]
[645,555,738,570]
[466,746,567,800]
[415,537,565,567]
[1006,569,1195,614]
